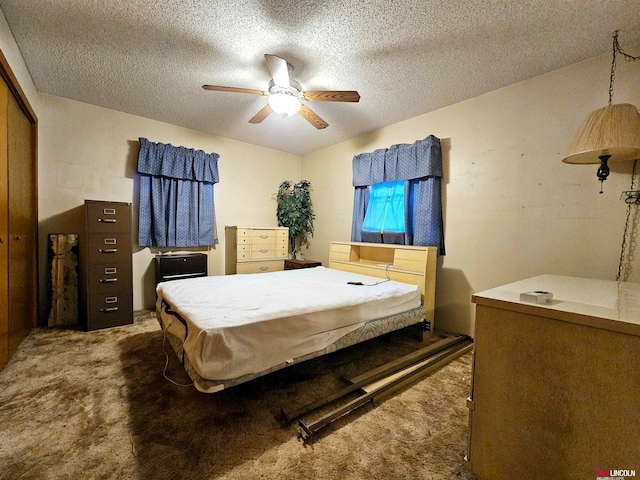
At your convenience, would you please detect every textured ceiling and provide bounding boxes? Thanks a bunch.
[1,0,640,155]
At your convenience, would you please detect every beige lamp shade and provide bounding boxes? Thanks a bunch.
[562,103,640,164]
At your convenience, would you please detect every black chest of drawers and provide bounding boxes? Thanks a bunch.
[155,253,208,286]
[79,200,133,331]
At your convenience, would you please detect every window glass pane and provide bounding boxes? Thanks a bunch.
[362,180,405,233]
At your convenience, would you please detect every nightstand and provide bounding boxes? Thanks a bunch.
[284,259,322,270]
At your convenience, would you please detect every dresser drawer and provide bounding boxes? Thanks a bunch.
[251,230,277,243]
[87,234,132,263]
[236,260,284,274]
[86,202,131,233]
[88,263,132,294]
[251,243,275,258]
[87,291,133,330]
[250,242,287,259]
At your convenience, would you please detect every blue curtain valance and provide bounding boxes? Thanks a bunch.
[352,135,442,187]
[137,137,220,247]
[137,137,220,183]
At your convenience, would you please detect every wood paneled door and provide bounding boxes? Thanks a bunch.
[0,49,38,370]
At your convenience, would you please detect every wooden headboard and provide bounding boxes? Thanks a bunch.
[328,241,437,334]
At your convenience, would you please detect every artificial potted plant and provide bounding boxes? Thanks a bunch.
[275,179,315,259]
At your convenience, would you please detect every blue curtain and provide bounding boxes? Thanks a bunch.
[351,135,445,255]
[137,137,220,247]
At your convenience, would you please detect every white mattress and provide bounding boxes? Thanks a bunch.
[156,266,421,382]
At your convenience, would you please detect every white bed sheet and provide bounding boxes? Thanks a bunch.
[156,266,421,381]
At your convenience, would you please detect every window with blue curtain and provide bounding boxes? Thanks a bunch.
[361,180,406,244]
[137,137,220,247]
[351,135,445,255]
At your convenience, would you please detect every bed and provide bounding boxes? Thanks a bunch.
[157,241,437,392]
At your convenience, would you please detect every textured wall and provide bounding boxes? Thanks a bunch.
[37,94,301,315]
[302,51,640,336]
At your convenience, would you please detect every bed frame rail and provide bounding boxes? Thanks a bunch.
[282,334,472,443]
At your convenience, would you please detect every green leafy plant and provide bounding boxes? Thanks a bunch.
[275,179,315,258]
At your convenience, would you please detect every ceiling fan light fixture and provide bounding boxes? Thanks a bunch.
[203,54,358,128]
[268,93,301,118]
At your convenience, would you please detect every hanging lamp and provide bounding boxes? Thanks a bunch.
[562,31,640,194]
[563,31,640,282]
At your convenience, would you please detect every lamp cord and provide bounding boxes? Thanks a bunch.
[609,31,640,282]
[609,32,617,105]
[617,159,638,282]
[609,31,640,105]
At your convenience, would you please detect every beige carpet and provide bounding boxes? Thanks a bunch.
[0,310,477,480]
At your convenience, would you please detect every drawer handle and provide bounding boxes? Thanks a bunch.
[99,248,117,253]
[259,266,268,271]
[259,249,268,253]
[98,218,116,223]
[100,307,119,313]
[100,278,118,283]
[260,235,268,239]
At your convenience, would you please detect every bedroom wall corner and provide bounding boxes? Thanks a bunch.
[301,49,640,337]
[37,93,301,319]
[0,7,39,112]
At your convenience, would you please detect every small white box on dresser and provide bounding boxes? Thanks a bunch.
[519,290,553,304]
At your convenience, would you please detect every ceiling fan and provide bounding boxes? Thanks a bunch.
[202,54,360,129]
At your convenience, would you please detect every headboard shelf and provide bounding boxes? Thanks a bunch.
[329,241,437,336]
[329,259,422,277]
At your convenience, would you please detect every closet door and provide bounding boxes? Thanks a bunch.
[7,83,36,358]
[0,62,37,370]
[0,81,7,367]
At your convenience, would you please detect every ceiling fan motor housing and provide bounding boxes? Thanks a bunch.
[268,79,302,98]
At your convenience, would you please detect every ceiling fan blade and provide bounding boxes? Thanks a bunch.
[249,104,273,124]
[264,54,290,88]
[203,85,266,95]
[299,105,328,129]
[303,90,360,102]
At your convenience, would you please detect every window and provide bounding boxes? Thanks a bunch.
[351,135,445,255]
[361,180,405,243]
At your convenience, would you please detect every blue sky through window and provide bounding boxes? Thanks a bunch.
[362,180,405,233]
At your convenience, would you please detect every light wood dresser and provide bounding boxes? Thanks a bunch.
[79,200,133,331]
[466,275,640,479]
[225,226,288,274]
